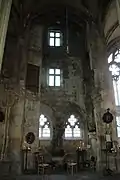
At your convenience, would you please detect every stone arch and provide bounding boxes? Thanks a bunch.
[107,37,120,57]
[61,101,86,124]
[40,103,55,124]
[61,102,86,139]
[30,2,94,27]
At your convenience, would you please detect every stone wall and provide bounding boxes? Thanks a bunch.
[0,16,118,174]
[87,24,117,170]
[24,96,40,151]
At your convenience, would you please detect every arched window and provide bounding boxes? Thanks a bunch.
[39,114,51,140]
[64,115,81,139]
[108,49,120,138]
[108,50,120,105]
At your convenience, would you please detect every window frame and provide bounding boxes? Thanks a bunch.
[39,114,52,140]
[48,30,62,47]
[48,68,61,87]
[108,50,120,106]
[108,50,120,139]
[116,116,120,138]
[64,115,82,140]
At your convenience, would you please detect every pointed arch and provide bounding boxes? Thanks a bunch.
[108,48,120,138]
[64,114,82,140]
[39,114,52,139]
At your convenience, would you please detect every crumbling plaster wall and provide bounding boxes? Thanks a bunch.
[40,25,87,150]
[22,25,43,149]
[0,84,6,154]
[0,24,43,173]
[41,57,85,109]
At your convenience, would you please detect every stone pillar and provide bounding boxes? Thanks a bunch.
[19,37,29,86]
[23,25,43,144]
[116,0,120,26]
[0,0,3,8]
[9,91,25,175]
[89,132,97,157]
[0,0,12,71]
[88,25,116,170]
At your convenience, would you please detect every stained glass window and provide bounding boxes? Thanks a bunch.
[108,50,120,106]
[39,114,51,139]
[108,49,120,138]
[65,115,81,139]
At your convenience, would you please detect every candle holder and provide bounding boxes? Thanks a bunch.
[102,109,114,176]
[22,142,31,172]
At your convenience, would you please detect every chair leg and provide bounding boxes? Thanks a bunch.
[67,165,69,174]
[72,166,74,175]
[38,167,40,175]
[76,165,77,173]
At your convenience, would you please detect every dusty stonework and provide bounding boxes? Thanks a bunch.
[0,0,119,175]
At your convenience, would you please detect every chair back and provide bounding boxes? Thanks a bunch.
[44,153,52,163]
[64,153,77,163]
[38,154,44,164]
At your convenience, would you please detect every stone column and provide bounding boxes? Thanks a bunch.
[0,0,12,72]
[0,0,3,8]
[89,132,97,157]
[116,0,120,25]
[88,25,116,170]
[8,90,25,175]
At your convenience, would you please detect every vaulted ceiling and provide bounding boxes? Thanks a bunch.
[104,0,120,54]
[8,0,111,38]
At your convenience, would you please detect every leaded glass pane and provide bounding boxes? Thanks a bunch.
[117,127,120,138]
[73,125,81,137]
[55,38,60,47]
[50,32,55,37]
[65,125,72,137]
[49,37,54,46]
[68,115,77,126]
[55,69,60,75]
[49,69,54,74]
[39,114,51,139]
[49,75,54,86]
[55,32,60,37]
[116,117,120,126]
[43,125,50,137]
[109,64,119,76]
[55,76,60,86]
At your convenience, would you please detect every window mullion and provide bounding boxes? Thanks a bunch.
[54,34,56,47]
[49,31,61,47]
[71,127,74,138]
[54,74,55,86]
[54,69,55,86]
[41,128,43,138]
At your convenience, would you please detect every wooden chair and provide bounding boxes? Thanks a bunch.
[38,154,51,175]
[64,153,77,175]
